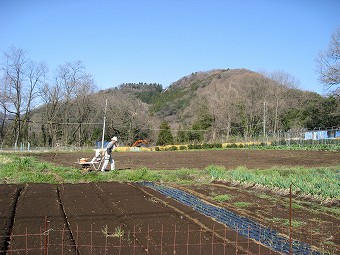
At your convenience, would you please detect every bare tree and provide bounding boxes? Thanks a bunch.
[200,78,240,141]
[34,61,97,147]
[70,74,97,146]
[22,60,47,142]
[262,70,301,134]
[39,81,64,146]
[0,77,9,145]
[54,61,93,144]
[99,90,154,145]
[1,47,28,146]
[239,75,269,139]
[0,46,47,147]
[316,26,340,95]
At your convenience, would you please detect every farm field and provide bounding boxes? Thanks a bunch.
[1,149,339,254]
[35,149,340,170]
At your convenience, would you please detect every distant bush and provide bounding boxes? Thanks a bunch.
[194,144,202,149]
[213,143,222,148]
[202,143,212,149]
[179,145,187,150]
[278,139,287,145]
[226,143,238,148]
[169,145,178,151]
[155,142,233,151]
[187,143,223,150]
[188,144,202,150]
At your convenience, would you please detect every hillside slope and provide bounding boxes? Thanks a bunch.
[26,68,330,146]
[147,69,318,127]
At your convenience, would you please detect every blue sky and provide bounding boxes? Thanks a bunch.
[1,0,339,95]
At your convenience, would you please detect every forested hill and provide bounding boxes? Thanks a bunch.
[113,68,338,130]
[10,68,340,146]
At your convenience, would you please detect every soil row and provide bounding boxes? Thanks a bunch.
[1,182,280,255]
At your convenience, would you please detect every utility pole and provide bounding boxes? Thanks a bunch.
[101,99,108,150]
[263,101,266,138]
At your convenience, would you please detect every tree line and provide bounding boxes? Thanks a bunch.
[154,69,339,146]
[0,46,98,147]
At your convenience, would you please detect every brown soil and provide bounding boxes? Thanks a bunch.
[35,149,340,170]
[1,149,339,254]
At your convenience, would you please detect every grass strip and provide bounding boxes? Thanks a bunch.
[0,154,339,202]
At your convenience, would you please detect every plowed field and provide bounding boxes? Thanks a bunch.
[1,149,339,254]
[35,149,340,170]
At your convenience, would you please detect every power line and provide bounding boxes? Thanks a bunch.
[0,118,103,125]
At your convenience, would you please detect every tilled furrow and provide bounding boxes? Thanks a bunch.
[0,184,23,253]
[7,184,74,255]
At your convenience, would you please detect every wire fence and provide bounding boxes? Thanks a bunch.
[1,221,334,255]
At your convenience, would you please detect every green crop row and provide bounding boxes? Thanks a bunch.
[155,141,339,152]
[204,166,340,200]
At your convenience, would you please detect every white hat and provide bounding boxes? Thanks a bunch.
[111,136,118,141]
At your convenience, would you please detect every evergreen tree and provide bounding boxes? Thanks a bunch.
[157,121,174,145]
[177,126,189,143]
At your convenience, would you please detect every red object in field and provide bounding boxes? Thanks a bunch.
[132,139,148,147]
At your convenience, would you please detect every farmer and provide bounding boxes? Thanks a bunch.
[101,136,118,172]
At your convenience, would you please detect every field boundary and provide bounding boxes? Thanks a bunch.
[2,220,333,255]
